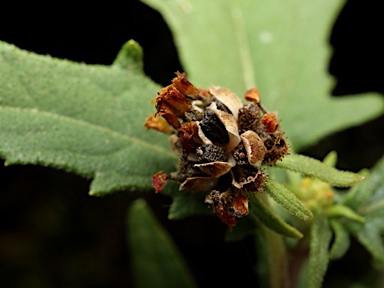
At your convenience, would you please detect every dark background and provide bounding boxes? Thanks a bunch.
[0,1,383,287]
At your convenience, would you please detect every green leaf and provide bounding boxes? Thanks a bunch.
[342,156,384,210]
[326,204,365,223]
[141,0,384,150]
[254,217,289,288]
[166,188,212,220]
[347,211,384,265]
[0,40,176,196]
[265,178,313,221]
[309,213,332,288]
[250,194,303,238]
[276,154,364,187]
[328,219,350,260]
[127,199,198,288]
[322,151,337,167]
[343,157,384,265]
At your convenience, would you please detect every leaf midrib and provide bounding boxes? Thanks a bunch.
[0,106,176,158]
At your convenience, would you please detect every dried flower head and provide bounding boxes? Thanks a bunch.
[146,72,289,227]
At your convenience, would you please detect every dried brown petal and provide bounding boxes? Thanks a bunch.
[152,171,169,193]
[209,102,241,152]
[214,203,238,227]
[231,193,249,217]
[197,88,212,98]
[155,85,192,129]
[209,86,243,120]
[172,71,200,99]
[240,130,267,166]
[261,113,279,133]
[244,87,260,104]
[178,122,199,153]
[179,176,219,192]
[144,114,174,134]
[169,134,182,156]
[194,161,232,177]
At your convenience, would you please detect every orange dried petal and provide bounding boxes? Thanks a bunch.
[261,113,279,133]
[214,203,238,227]
[144,114,174,134]
[152,171,169,193]
[232,194,249,217]
[244,87,260,104]
[172,71,200,99]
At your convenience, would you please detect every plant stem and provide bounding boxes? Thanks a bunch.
[253,195,290,288]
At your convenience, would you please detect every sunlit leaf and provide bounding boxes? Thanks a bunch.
[141,0,383,150]
[265,178,313,221]
[276,154,364,187]
[326,204,364,223]
[0,40,176,196]
[127,199,198,288]
[322,151,337,167]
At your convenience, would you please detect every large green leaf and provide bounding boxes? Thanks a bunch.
[0,40,176,196]
[141,0,383,150]
[127,199,197,288]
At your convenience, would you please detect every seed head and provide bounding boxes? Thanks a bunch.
[145,72,289,227]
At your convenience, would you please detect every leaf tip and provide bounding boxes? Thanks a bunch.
[112,39,144,71]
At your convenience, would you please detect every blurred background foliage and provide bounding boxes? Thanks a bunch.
[0,0,383,287]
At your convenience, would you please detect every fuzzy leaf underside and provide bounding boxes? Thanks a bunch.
[344,156,384,264]
[309,213,332,288]
[0,40,176,196]
[265,178,313,221]
[127,199,197,288]
[328,219,350,260]
[142,0,383,150]
[276,154,364,187]
[250,194,303,238]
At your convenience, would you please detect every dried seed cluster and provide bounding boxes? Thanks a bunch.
[145,72,289,227]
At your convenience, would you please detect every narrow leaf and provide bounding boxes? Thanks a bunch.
[328,219,350,260]
[326,204,365,223]
[342,156,384,210]
[343,157,384,265]
[250,195,303,238]
[347,212,384,265]
[322,151,337,167]
[265,178,313,221]
[276,154,364,187]
[254,217,289,288]
[309,213,332,288]
[127,199,198,288]
[0,40,176,196]
[142,0,384,150]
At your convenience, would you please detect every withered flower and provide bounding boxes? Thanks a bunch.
[145,72,289,227]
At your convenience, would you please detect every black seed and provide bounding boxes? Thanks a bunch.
[196,144,227,163]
